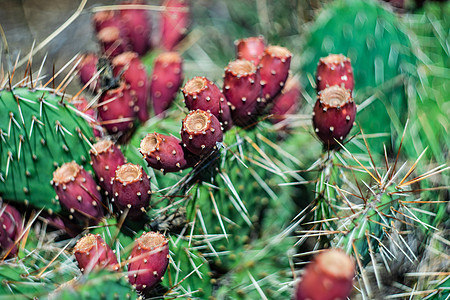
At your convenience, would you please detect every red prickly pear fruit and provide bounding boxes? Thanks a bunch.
[295,249,355,300]
[112,52,150,123]
[52,162,104,223]
[97,26,128,58]
[73,96,103,138]
[98,82,136,135]
[140,133,189,173]
[182,77,232,131]
[112,163,150,217]
[259,45,292,103]
[316,54,354,92]
[223,59,263,127]
[271,77,301,125]
[77,53,100,91]
[160,0,190,51]
[127,232,169,292]
[235,36,266,65]
[90,139,126,196]
[93,10,120,33]
[181,109,223,156]
[150,52,183,116]
[119,1,152,56]
[312,86,356,147]
[0,204,23,257]
[74,234,119,273]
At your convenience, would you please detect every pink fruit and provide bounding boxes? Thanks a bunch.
[295,249,355,300]
[259,45,292,103]
[119,1,152,55]
[312,86,356,147]
[181,109,223,156]
[77,53,99,91]
[271,77,301,125]
[140,133,189,173]
[112,163,150,217]
[112,52,149,123]
[74,234,119,273]
[127,232,169,292]
[223,59,262,127]
[97,26,128,57]
[235,36,266,65]
[52,161,104,223]
[150,52,183,116]
[90,139,126,196]
[73,96,103,137]
[98,82,136,135]
[160,0,190,51]
[0,204,23,258]
[316,54,354,92]
[182,76,232,131]
[93,10,120,33]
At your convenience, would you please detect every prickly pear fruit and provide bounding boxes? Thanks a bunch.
[73,96,103,138]
[119,1,152,56]
[98,82,136,135]
[0,204,23,257]
[259,45,292,102]
[97,26,127,57]
[140,133,189,173]
[52,162,104,223]
[112,52,149,123]
[182,76,232,131]
[127,232,169,292]
[316,54,354,92]
[93,11,120,33]
[111,163,150,217]
[295,249,355,300]
[271,77,301,124]
[150,52,183,116]
[235,36,265,65]
[74,234,119,273]
[223,59,262,127]
[312,86,356,147]
[77,53,99,91]
[160,0,190,51]
[90,140,126,196]
[181,109,223,156]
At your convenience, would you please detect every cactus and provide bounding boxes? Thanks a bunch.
[235,36,266,65]
[73,234,119,273]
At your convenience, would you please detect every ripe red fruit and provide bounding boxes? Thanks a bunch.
[312,86,356,147]
[181,109,223,156]
[74,234,119,273]
[295,249,355,300]
[150,52,184,116]
[112,52,150,123]
[127,232,169,292]
[119,1,152,55]
[259,45,292,103]
[235,36,266,65]
[92,11,120,33]
[77,53,99,91]
[52,162,104,223]
[97,26,128,57]
[223,59,262,127]
[111,163,150,217]
[270,77,301,125]
[316,54,354,92]
[160,0,190,51]
[0,204,23,258]
[73,96,103,137]
[90,139,126,196]
[182,77,232,131]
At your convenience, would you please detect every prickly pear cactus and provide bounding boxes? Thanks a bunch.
[0,87,94,212]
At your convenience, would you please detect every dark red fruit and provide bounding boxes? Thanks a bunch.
[295,249,355,300]
[312,86,356,147]
[97,26,127,57]
[127,232,169,292]
[111,163,150,217]
[90,139,126,196]
[93,11,120,33]
[0,204,23,258]
[182,77,232,131]
[140,133,189,173]
[119,1,152,55]
[98,82,136,135]
[316,54,354,92]
[52,162,104,223]
[181,109,223,156]
[73,96,103,137]
[271,76,301,125]
[74,234,119,273]
[150,52,183,116]
[259,45,292,103]
[160,0,190,51]
[223,59,262,127]
[235,36,266,65]
[77,53,99,91]
[112,52,150,123]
